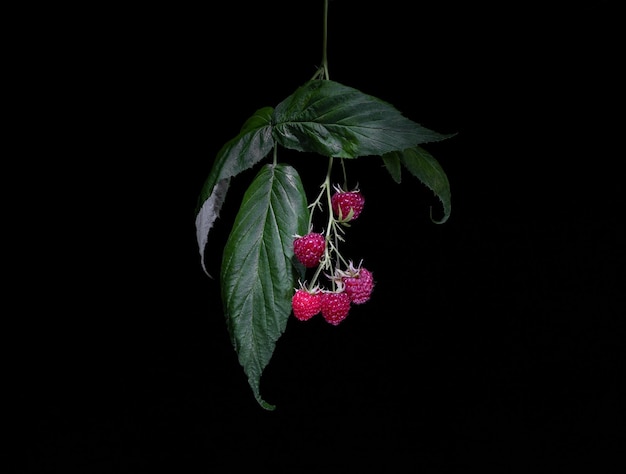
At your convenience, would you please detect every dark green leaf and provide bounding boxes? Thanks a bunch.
[272,79,454,158]
[195,107,274,275]
[387,146,452,224]
[381,151,402,183]
[221,163,309,410]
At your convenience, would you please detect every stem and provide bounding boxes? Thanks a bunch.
[311,0,330,80]
[306,155,352,292]
[340,158,347,189]
[321,0,329,80]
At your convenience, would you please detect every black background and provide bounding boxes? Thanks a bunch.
[10,0,624,472]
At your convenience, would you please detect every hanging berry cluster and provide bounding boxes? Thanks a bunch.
[195,0,454,410]
[291,159,375,326]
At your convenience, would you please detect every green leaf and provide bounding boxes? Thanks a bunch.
[384,146,452,224]
[272,79,454,158]
[221,163,309,410]
[381,152,402,183]
[195,107,274,276]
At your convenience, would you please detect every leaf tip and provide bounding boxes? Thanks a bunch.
[258,398,276,411]
[429,205,450,224]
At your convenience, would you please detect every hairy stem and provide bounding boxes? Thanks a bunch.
[306,154,352,292]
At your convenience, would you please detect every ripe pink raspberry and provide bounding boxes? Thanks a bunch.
[331,186,365,221]
[291,288,322,321]
[343,267,374,304]
[293,232,326,268]
[320,291,351,326]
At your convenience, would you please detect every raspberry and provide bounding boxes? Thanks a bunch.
[343,267,374,304]
[291,288,322,321]
[320,291,351,326]
[293,232,326,268]
[331,186,365,222]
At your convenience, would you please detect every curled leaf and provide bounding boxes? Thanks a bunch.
[195,107,274,275]
[383,146,452,224]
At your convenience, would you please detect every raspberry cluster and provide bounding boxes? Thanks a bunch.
[291,184,374,326]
